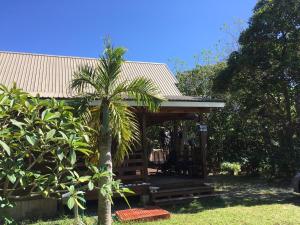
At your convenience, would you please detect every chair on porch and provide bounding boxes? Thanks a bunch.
[148,148,169,175]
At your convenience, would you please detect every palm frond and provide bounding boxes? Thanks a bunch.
[111,77,165,112]
[96,42,127,96]
[75,92,100,124]
[109,101,139,163]
[71,65,103,95]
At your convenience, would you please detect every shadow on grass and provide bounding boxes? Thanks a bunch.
[162,175,300,214]
[26,175,300,224]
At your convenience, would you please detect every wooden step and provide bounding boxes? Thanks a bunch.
[151,186,213,197]
[117,149,146,184]
[121,160,144,167]
[118,166,145,172]
[123,158,144,164]
[152,189,213,200]
[129,152,143,157]
[156,184,212,192]
[150,182,215,205]
[157,181,206,190]
[117,174,144,181]
[153,193,218,205]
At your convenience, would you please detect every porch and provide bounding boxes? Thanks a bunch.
[113,97,224,204]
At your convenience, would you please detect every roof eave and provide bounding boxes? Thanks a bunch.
[89,99,225,108]
[127,100,225,108]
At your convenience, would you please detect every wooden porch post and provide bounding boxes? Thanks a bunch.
[173,120,179,163]
[198,124,208,179]
[141,113,148,181]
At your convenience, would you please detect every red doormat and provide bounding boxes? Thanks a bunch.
[116,207,170,222]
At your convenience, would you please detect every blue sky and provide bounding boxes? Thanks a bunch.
[0,0,257,70]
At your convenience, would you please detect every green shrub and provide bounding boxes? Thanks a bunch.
[0,84,133,224]
[0,84,92,224]
[221,162,241,176]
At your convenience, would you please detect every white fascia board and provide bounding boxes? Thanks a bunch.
[90,100,225,108]
[159,101,225,108]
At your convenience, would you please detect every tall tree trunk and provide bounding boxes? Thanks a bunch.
[98,100,112,225]
[295,85,300,138]
[283,86,294,175]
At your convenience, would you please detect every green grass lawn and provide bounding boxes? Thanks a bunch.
[29,176,300,225]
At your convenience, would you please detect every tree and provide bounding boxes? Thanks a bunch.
[71,41,164,225]
[0,84,92,224]
[176,63,238,174]
[176,0,300,177]
[214,0,300,177]
[177,63,226,98]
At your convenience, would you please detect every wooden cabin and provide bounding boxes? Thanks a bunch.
[0,51,225,204]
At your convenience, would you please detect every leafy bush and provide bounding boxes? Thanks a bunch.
[221,162,241,176]
[0,84,92,224]
[0,85,133,224]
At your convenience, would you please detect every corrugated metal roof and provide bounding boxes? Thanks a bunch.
[0,51,182,98]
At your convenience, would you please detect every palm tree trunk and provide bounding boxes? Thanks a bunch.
[98,100,113,225]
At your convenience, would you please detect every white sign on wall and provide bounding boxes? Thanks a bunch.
[197,124,208,132]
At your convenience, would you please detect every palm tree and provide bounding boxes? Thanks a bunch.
[71,41,164,225]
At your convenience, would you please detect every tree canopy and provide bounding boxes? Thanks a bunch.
[177,0,300,178]
[212,0,300,177]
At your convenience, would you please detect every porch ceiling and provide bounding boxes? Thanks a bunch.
[142,112,198,125]
[132,96,225,125]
